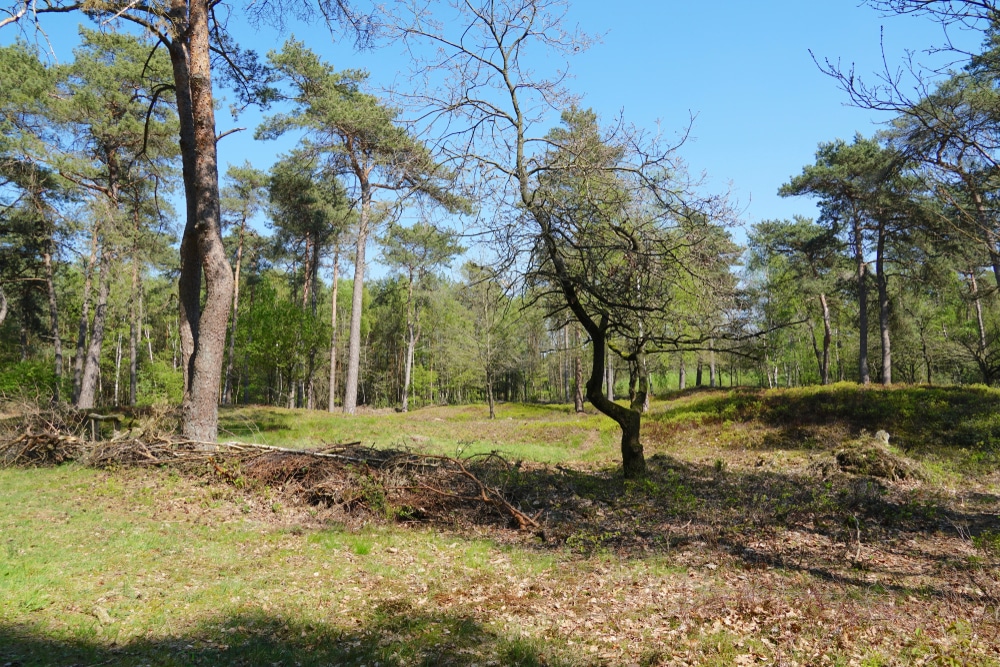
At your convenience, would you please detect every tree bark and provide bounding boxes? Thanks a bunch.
[573,325,584,413]
[42,243,62,403]
[169,0,235,442]
[328,246,340,412]
[678,354,686,390]
[72,222,99,403]
[709,342,717,388]
[819,292,832,385]
[0,284,7,327]
[402,267,416,413]
[853,217,871,385]
[223,205,247,405]
[876,221,891,386]
[343,178,370,414]
[77,256,110,410]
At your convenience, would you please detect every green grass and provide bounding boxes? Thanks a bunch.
[219,402,619,464]
[4,385,1000,666]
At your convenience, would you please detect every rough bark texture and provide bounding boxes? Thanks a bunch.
[77,257,110,410]
[170,0,235,442]
[72,224,99,403]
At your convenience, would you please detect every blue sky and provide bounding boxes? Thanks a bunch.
[3,0,983,243]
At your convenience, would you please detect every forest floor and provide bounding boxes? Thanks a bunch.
[2,384,1000,666]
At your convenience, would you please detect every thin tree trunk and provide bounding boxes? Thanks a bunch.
[402,267,416,413]
[696,358,703,387]
[573,325,584,413]
[129,234,140,407]
[77,256,110,410]
[853,217,870,385]
[876,222,891,386]
[343,181,370,414]
[42,244,62,403]
[115,330,123,407]
[679,354,686,390]
[328,247,340,412]
[0,284,7,327]
[606,352,614,401]
[486,370,495,419]
[819,292,832,385]
[222,208,247,405]
[709,341,717,388]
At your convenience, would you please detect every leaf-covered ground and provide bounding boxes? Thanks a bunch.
[2,384,1000,666]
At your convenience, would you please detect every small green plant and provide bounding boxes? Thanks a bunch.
[972,530,1000,556]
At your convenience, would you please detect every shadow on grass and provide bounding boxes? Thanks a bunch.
[0,606,562,667]
[649,384,1000,462]
[506,453,1000,603]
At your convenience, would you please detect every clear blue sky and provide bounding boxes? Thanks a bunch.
[3,0,983,243]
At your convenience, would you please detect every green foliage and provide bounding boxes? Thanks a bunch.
[136,360,183,406]
[0,360,57,399]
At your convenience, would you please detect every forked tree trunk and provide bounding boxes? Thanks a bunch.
[169,0,235,442]
[72,223,99,403]
[77,256,110,410]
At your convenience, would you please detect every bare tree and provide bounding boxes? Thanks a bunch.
[396,0,734,477]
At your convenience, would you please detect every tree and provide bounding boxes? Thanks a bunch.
[749,216,843,384]
[381,220,464,412]
[1,0,366,439]
[398,4,734,477]
[220,162,268,405]
[259,38,466,414]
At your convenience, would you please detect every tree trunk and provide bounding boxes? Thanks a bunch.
[0,284,7,327]
[853,217,870,385]
[573,328,584,413]
[72,222,99,403]
[606,352,615,401]
[328,247,340,412]
[819,292,832,385]
[129,237,140,407]
[678,354,686,390]
[401,266,416,413]
[169,0,235,442]
[709,342,717,388]
[42,244,62,403]
[696,358,703,387]
[222,208,247,405]
[486,371,495,419]
[343,180,370,414]
[876,222,891,386]
[77,256,110,410]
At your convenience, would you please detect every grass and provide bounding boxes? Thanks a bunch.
[3,384,1000,665]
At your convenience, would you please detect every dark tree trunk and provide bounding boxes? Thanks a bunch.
[696,358,703,387]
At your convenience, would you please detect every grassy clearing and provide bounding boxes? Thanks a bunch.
[3,385,1000,666]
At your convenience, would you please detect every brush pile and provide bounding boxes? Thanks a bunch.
[0,405,540,532]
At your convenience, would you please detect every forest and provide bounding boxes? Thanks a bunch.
[3,0,1000,436]
[2,1,1000,665]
